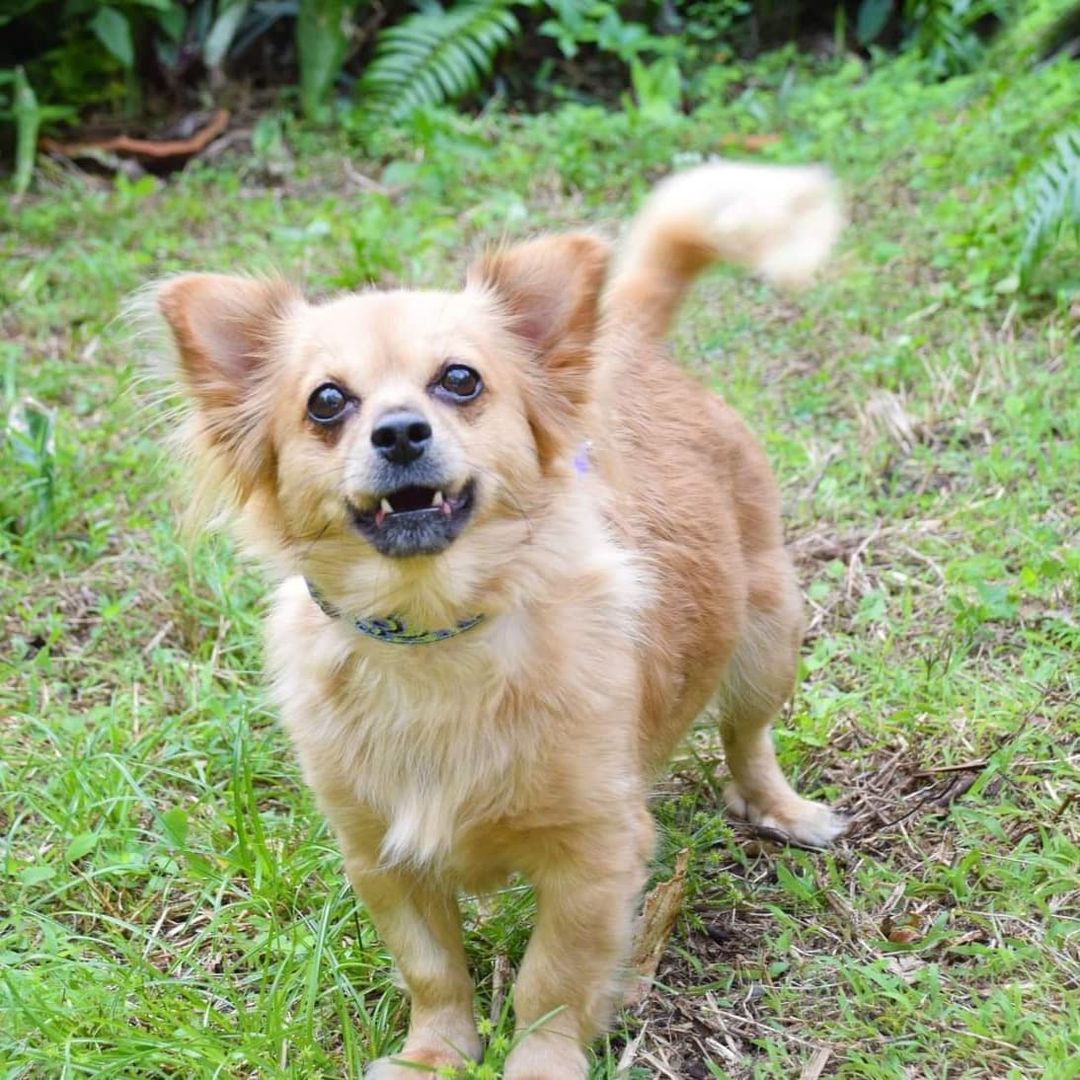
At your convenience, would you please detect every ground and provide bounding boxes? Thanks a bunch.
[1,39,1077,1080]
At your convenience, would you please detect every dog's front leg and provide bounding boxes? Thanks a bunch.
[504,819,651,1079]
[345,857,480,1079]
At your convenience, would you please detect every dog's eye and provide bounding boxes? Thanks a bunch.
[435,364,482,402]
[307,383,352,424]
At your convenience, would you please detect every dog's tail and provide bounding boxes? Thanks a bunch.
[601,161,843,346]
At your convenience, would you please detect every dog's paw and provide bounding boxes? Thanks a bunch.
[365,1058,422,1079]
[365,1057,439,1079]
[503,1033,588,1080]
[365,1044,476,1079]
[724,783,847,848]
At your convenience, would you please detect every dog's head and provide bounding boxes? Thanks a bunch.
[157,235,609,610]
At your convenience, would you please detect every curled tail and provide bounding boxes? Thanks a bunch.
[602,161,843,346]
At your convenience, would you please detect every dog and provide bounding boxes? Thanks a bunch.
[155,160,846,1078]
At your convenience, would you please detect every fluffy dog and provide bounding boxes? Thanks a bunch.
[156,161,846,1078]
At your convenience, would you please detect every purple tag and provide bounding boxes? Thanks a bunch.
[572,442,591,475]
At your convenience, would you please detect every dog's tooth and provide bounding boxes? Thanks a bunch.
[380,498,393,514]
[432,490,444,507]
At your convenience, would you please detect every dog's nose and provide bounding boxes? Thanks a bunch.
[371,411,432,465]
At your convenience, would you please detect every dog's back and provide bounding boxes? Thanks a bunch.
[593,164,844,772]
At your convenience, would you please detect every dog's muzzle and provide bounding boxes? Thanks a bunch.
[348,479,476,557]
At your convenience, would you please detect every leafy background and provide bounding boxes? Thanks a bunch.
[1,1,1078,1077]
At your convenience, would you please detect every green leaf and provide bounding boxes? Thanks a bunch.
[857,0,894,45]
[204,0,251,70]
[19,864,57,885]
[630,55,681,119]
[90,6,135,69]
[356,2,519,125]
[1016,128,1080,290]
[974,580,1017,621]
[775,861,817,904]
[65,833,99,862]
[161,807,189,848]
[156,5,186,43]
[10,66,40,196]
[297,0,351,123]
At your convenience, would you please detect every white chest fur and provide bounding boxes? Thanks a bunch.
[266,579,555,868]
[264,551,646,872]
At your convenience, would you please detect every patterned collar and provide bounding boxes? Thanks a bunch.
[305,579,485,645]
[305,443,587,645]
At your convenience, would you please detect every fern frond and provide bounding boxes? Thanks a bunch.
[903,0,1003,75]
[1016,127,1080,286]
[357,2,520,123]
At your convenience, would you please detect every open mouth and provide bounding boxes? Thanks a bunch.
[349,480,476,557]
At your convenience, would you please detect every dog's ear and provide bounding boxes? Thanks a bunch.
[468,234,609,463]
[157,273,300,501]
[157,273,298,408]
[468,234,608,406]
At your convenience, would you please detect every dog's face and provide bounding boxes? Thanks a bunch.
[274,289,535,561]
[157,236,608,602]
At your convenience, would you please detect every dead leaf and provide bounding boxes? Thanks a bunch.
[42,109,229,162]
[882,912,924,945]
[887,926,922,944]
[489,952,512,1027]
[886,953,926,982]
[799,1045,833,1080]
[614,1021,648,1077]
[624,849,689,1006]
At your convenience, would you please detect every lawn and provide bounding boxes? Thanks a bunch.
[2,21,1077,1080]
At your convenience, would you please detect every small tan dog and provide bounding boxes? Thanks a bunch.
[156,161,846,1078]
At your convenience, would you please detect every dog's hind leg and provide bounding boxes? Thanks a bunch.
[718,554,847,848]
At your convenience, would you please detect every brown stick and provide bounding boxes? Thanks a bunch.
[913,759,989,776]
[41,109,230,160]
[719,133,781,151]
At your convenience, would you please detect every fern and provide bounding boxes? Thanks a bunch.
[903,0,1005,76]
[1016,128,1080,288]
[357,1,519,123]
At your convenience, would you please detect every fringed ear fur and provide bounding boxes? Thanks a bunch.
[156,273,301,508]
[468,233,609,464]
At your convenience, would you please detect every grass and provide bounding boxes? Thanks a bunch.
[2,28,1078,1080]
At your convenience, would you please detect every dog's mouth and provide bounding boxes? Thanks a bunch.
[348,480,476,558]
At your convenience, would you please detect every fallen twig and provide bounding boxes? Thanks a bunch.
[42,109,230,160]
[913,759,989,776]
[800,1045,833,1080]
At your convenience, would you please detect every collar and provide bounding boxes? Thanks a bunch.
[305,579,486,645]
[304,441,587,645]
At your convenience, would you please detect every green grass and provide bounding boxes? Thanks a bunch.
[2,32,1078,1080]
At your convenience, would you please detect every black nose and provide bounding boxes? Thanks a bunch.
[371,411,432,465]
